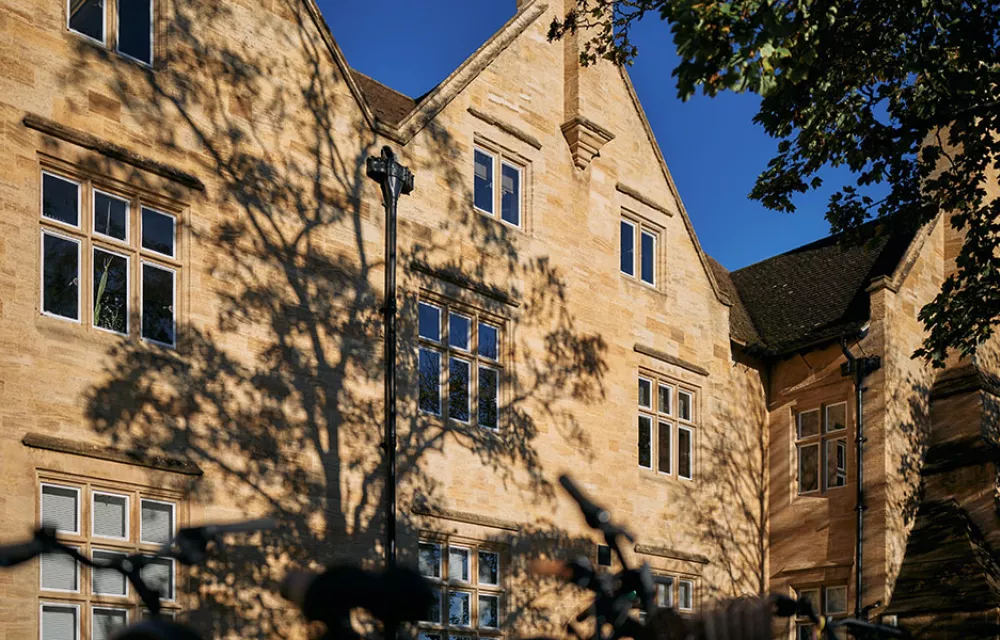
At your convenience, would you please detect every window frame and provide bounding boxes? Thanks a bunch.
[677,424,694,481]
[639,229,657,286]
[92,188,131,245]
[140,206,176,260]
[91,605,130,640]
[418,536,504,636]
[40,229,82,324]
[115,0,155,67]
[40,483,82,536]
[472,145,524,229]
[499,160,522,227]
[41,171,82,231]
[140,260,177,348]
[794,584,848,637]
[620,219,637,277]
[620,214,660,288]
[139,498,176,545]
[91,548,130,598]
[637,373,698,480]
[678,579,695,611]
[40,544,81,594]
[65,0,106,46]
[91,245,131,337]
[91,491,130,542]
[40,601,81,640]
[417,299,505,430]
[795,402,849,496]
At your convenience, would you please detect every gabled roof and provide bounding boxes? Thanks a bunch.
[350,70,417,127]
[719,220,918,355]
[886,499,1000,616]
[708,257,760,346]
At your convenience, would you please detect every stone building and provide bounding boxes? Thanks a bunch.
[0,0,994,639]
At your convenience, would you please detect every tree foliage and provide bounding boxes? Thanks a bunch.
[550,0,1000,365]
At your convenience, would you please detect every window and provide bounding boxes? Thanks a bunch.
[646,575,696,613]
[67,0,154,65]
[637,375,697,480]
[38,170,180,347]
[796,402,848,495]
[795,585,848,639]
[620,217,659,286]
[418,301,503,429]
[678,579,694,611]
[473,147,522,227]
[37,480,181,632]
[418,539,503,636]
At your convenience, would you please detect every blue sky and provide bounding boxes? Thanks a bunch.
[325,1,844,271]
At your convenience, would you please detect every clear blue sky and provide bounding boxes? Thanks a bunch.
[324,1,847,271]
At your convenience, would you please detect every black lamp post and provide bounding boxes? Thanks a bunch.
[366,145,414,580]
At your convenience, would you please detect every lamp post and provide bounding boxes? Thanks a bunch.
[366,145,414,581]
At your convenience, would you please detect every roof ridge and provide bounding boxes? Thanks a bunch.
[348,68,415,102]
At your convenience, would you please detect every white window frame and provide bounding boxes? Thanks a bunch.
[448,545,472,583]
[655,576,674,608]
[678,579,694,611]
[139,498,176,545]
[91,605,129,639]
[657,419,672,477]
[115,0,155,67]
[637,415,653,470]
[658,383,673,416]
[448,356,472,425]
[65,0,106,45]
[825,585,848,615]
[92,188,130,245]
[91,247,131,337]
[448,589,474,628]
[419,541,443,579]
[449,312,472,352]
[620,219,637,277]
[639,229,657,286]
[797,404,848,495]
[477,592,501,629]
[473,147,495,216]
[825,402,848,433]
[91,549,130,597]
[91,491,130,541]
[498,160,522,227]
[39,601,80,640]
[40,230,82,324]
[418,301,442,342]
[638,377,653,410]
[140,206,176,259]
[40,483,81,535]
[677,425,694,481]
[477,549,500,586]
[39,544,81,594]
[418,347,443,417]
[678,389,694,422]
[477,363,500,431]
[141,556,176,601]
[41,171,82,230]
[140,261,177,348]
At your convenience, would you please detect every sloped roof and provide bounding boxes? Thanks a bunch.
[885,499,1000,615]
[707,256,761,346]
[349,70,418,127]
[722,221,917,355]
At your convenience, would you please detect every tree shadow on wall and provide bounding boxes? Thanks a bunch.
[62,0,608,636]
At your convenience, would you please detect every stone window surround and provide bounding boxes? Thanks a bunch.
[621,210,663,290]
[66,0,157,67]
[472,135,530,231]
[416,293,507,430]
[794,401,849,496]
[36,471,185,636]
[637,370,698,480]
[37,159,184,348]
[417,534,506,637]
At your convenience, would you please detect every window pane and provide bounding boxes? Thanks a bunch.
[448,547,470,581]
[826,403,847,432]
[42,485,78,533]
[43,234,79,321]
[68,0,103,41]
[449,313,471,350]
[423,587,442,623]
[620,221,635,275]
[678,427,693,479]
[140,500,174,544]
[798,444,820,493]
[93,493,127,538]
[92,607,127,640]
[796,589,820,618]
[418,542,441,578]
[656,578,674,608]
[41,551,78,591]
[478,323,498,360]
[826,439,848,489]
[658,384,672,415]
[448,591,471,626]
[479,366,499,429]
[92,550,127,595]
[638,415,652,469]
[418,302,441,342]
[93,191,128,241]
[796,624,815,640]
[638,378,652,408]
[140,557,174,600]
[478,550,499,585]
[93,249,128,334]
[678,391,693,421]
[142,263,175,345]
[474,150,494,213]
[798,410,820,438]
[678,580,693,610]
[640,231,655,284]
[118,0,152,64]
[826,586,848,614]
[141,207,175,257]
[41,604,77,640]
[449,358,470,422]
[501,163,520,225]
[658,422,672,474]
[418,349,441,415]
[479,593,499,628]
[42,174,80,226]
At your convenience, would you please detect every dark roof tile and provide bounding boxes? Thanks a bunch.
[350,69,417,126]
[707,256,761,347]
